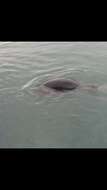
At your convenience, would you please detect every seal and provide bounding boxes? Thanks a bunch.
[44,79,80,92]
[31,78,106,96]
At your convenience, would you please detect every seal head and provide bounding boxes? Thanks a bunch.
[44,79,79,92]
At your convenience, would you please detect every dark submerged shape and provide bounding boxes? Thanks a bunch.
[44,79,79,92]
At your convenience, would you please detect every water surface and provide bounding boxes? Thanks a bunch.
[0,42,107,148]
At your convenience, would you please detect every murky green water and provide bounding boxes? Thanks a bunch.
[0,42,107,148]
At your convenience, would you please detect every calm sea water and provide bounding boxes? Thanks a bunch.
[0,42,107,148]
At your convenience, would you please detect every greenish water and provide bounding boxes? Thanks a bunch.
[0,42,107,148]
